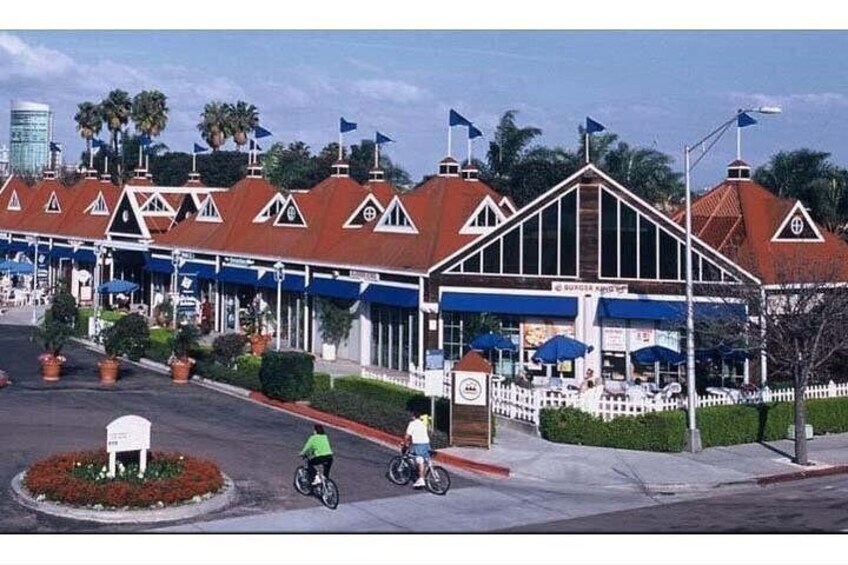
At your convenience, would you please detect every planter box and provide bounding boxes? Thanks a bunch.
[787,424,814,440]
[321,343,336,362]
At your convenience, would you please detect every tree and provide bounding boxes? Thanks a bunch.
[348,140,412,187]
[599,139,684,211]
[100,89,133,175]
[707,254,848,466]
[131,90,169,168]
[197,102,231,151]
[262,141,321,190]
[485,110,542,181]
[73,101,103,170]
[197,150,247,187]
[227,101,259,151]
[151,152,192,186]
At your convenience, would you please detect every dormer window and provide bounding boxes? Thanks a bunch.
[273,197,307,228]
[140,193,172,214]
[253,192,286,223]
[86,191,109,215]
[197,196,222,222]
[45,191,61,213]
[7,190,20,211]
[344,194,385,229]
[771,201,824,242]
[459,197,505,234]
[374,197,418,234]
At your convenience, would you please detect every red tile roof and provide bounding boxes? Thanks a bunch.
[454,350,493,373]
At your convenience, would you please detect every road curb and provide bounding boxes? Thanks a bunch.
[247,391,511,478]
[756,463,848,485]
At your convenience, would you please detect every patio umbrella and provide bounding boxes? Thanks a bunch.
[470,332,517,352]
[631,345,685,366]
[531,334,592,363]
[6,261,32,275]
[98,279,140,294]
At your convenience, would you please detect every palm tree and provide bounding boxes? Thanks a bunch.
[73,101,103,169]
[197,102,231,151]
[485,110,543,180]
[100,89,133,155]
[601,140,683,210]
[131,90,169,168]
[227,101,260,151]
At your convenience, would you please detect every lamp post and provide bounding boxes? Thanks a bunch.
[683,106,781,452]
[92,245,104,340]
[171,250,181,329]
[273,261,286,351]
[30,237,39,325]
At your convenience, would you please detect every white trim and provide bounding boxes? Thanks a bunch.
[343,193,385,229]
[0,175,13,196]
[374,196,419,234]
[85,191,110,216]
[7,189,21,211]
[252,192,287,224]
[498,196,517,215]
[196,195,223,223]
[138,192,175,216]
[362,280,419,291]
[273,196,308,228]
[107,192,152,240]
[458,195,506,235]
[770,201,825,243]
[45,191,61,214]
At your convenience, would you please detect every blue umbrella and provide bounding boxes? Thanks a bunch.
[98,279,140,294]
[7,261,32,275]
[470,332,517,352]
[631,345,685,365]
[532,334,593,363]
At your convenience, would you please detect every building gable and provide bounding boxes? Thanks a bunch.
[139,193,174,215]
[458,196,506,235]
[253,192,286,223]
[343,194,384,229]
[107,193,148,239]
[7,190,20,211]
[45,191,61,213]
[196,195,222,223]
[85,191,110,216]
[273,196,307,228]
[172,193,199,225]
[771,201,824,242]
[374,196,418,234]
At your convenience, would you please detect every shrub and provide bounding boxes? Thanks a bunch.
[196,354,262,391]
[212,333,248,367]
[50,289,78,327]
[36,317,74,357]
[539,407,686,452]
[146,328,173,364]
[316,297,354,347]
[313,372,332,394]
[310,390,448,449]
[168,324,200,361]
[807,397,848,434]
[332,377,450,433]
[259,351,314,401]
[103,313,150,361]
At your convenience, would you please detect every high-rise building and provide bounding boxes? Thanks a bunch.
[9,100,53,174]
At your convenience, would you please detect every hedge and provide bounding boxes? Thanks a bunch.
[75,308,125,337]
[313,373,332,394]
[540,397,848,452]
[259,351,315,401]
[310,390,448,449]
[145,327,173,364]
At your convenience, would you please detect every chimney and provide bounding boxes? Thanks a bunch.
[438,156,460,177]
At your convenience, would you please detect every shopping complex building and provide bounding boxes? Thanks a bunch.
[3,153,848,388]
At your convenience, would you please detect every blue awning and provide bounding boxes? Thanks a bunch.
[257,272,306,292]
[441,292,578,318]
[144,253,173,274]
[9,241,30,253]
[180,261,216,280]
[598,298,745,321]
[307,277,361,300]
[0,240,7,251]
[361,284,418,309]
[50,246,75,259]
[74,249,97,263]
[217,266,259,286]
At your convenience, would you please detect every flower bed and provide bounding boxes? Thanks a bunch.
[23,450,224,509]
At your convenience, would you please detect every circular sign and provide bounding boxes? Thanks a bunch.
[458,377,483,403]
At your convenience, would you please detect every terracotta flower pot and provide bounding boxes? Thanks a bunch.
[249,334,269,356]
[40,357,62,382]
[98,358,120,385]
[170,358,193,384]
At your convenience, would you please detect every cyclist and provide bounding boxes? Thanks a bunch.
[404,411,430,489]
[300,424,334,486]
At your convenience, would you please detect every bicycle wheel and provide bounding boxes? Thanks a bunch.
[425,465,451,495]
[293,466,311,496]
[387,456,411,485]
[321,478,340,509]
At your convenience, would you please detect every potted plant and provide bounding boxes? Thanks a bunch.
[154,296,174,328]
[98,314,150,385]
[37,317,72,382]
[168,324,200,384]
[316,298,354,362]
[245,299,271,356]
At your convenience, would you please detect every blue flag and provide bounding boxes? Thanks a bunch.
[469,125,483,140]
[193,143,208,153]
[737,112,757,128]
[139,134,152,146]
[91,138,105,148]
[254,125,273,138]
[586,117,606,134]
[49,141,61,152]
[250,138,262,151]
[449,109,472,127]
[340,118,357,133]
[375,131,393,145]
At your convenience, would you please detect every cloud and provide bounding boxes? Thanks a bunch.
[0,32,75,80]
[350,79,429,104]
[728,91,848,111]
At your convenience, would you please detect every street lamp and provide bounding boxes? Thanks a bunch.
[273,261,286,351]
[683,106,781,452]
[92,245,105,341]
[171,250,181,328]
[30,237,39,325]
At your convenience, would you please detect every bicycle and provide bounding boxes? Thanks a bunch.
[387,444,451,495]
[293,455,339,509]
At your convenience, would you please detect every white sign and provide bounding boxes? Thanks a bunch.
[424,370,445,398]
[106,415,151,477]
[224,257,254,266]
[454,371,487,406]
[552,281,628,295]
[602,320,627,352]
[350,269,379,282]
[629,321,655,350]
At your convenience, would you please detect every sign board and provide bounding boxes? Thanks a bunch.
[602,320,627,351]
[106,415,151,477]
[551,281,628,295]
[424,370,445,398]
[425,349,445,371]
[224,257,254,267]
[629,321,655,350]
[350,269,379,282]
[454,371,487,406]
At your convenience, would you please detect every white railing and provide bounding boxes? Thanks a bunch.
[360,367,451,398]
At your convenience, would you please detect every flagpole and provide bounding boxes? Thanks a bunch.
[468,135,472,165]
[448,126,452,158]
[736,123,742,160]
[138,144,143,169]
[584,132,590,164]
[192,151,197,174]
[339,131,343,161]
[375,142,379,169]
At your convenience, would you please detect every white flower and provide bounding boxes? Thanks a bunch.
[35,494,46,502]
[178,456,184,461]
[137,472,144,479]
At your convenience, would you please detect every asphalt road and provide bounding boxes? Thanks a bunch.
[0,324,478,532]
[502,474,848,533]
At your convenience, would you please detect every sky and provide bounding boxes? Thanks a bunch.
[1,30,847,188]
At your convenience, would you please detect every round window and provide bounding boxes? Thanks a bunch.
[121,210,129,222]
[363,206,377,222]
[286,206,297,221]
[790,215,804,236]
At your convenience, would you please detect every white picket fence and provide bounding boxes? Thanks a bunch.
[360,367,848,427]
